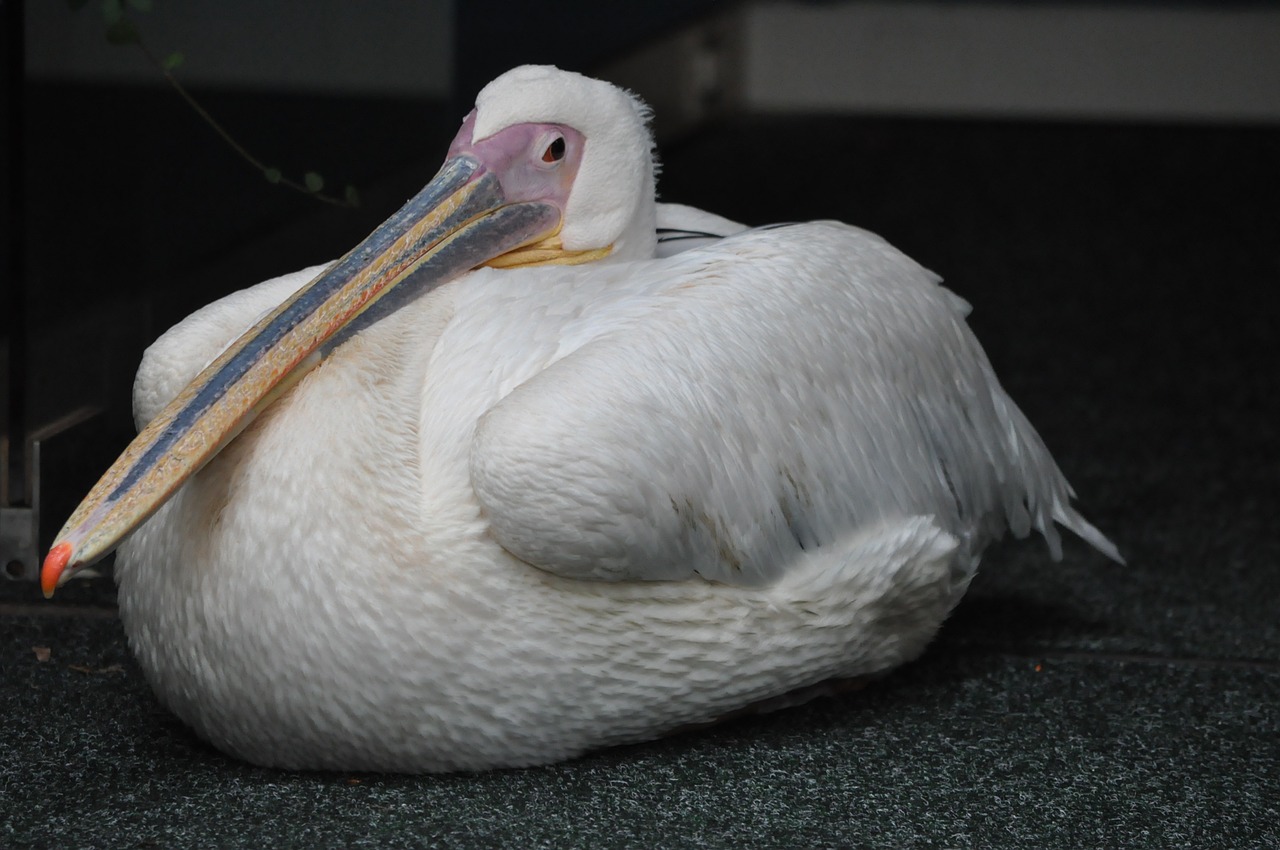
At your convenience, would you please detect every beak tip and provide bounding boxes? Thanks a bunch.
[41,542,74,599]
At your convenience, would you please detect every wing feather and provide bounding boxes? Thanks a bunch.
[132,266,323,429]
[469,221,1115,585]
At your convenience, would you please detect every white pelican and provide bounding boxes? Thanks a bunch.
[42,65,1119,773]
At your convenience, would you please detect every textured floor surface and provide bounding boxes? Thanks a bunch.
[3,93,1278,848]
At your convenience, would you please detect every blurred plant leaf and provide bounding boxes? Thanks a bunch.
[67,0,358,208]
[105,18,140,44]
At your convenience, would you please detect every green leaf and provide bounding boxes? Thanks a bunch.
[105,18,139,44]
[163,51,185,71]
[304,172,324,193]
[127,0,154,11]
[264,168,283,185]
[101,0,122,24]
[344,185,361,208]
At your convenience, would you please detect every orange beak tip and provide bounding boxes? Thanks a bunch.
[41,542,74,599]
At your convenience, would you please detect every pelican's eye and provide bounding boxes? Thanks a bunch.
[542,136,566,164]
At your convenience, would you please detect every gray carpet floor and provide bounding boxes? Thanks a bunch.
[3,97,1277,848]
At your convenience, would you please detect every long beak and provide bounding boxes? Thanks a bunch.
[41,155,561,596]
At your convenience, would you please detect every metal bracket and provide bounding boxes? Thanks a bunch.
[1,437,39,581]
[1,407,101,581]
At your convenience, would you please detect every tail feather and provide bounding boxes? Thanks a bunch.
[987,376,1123,566]
[1053,501,1125,565]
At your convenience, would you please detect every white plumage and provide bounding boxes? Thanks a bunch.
[111,66,1117,773]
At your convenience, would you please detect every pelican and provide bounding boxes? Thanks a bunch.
[42,65,1119,773]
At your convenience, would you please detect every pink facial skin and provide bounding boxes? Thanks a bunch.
[447,110,586,211]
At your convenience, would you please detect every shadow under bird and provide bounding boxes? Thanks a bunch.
[42,65,1121,772]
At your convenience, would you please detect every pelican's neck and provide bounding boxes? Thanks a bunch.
[609,186,659,263]
[587,153,657,264]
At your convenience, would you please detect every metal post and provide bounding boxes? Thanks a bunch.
[0,0,37,580]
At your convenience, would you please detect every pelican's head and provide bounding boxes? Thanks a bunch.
[41,66,659,594]
[464,65,658,263]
